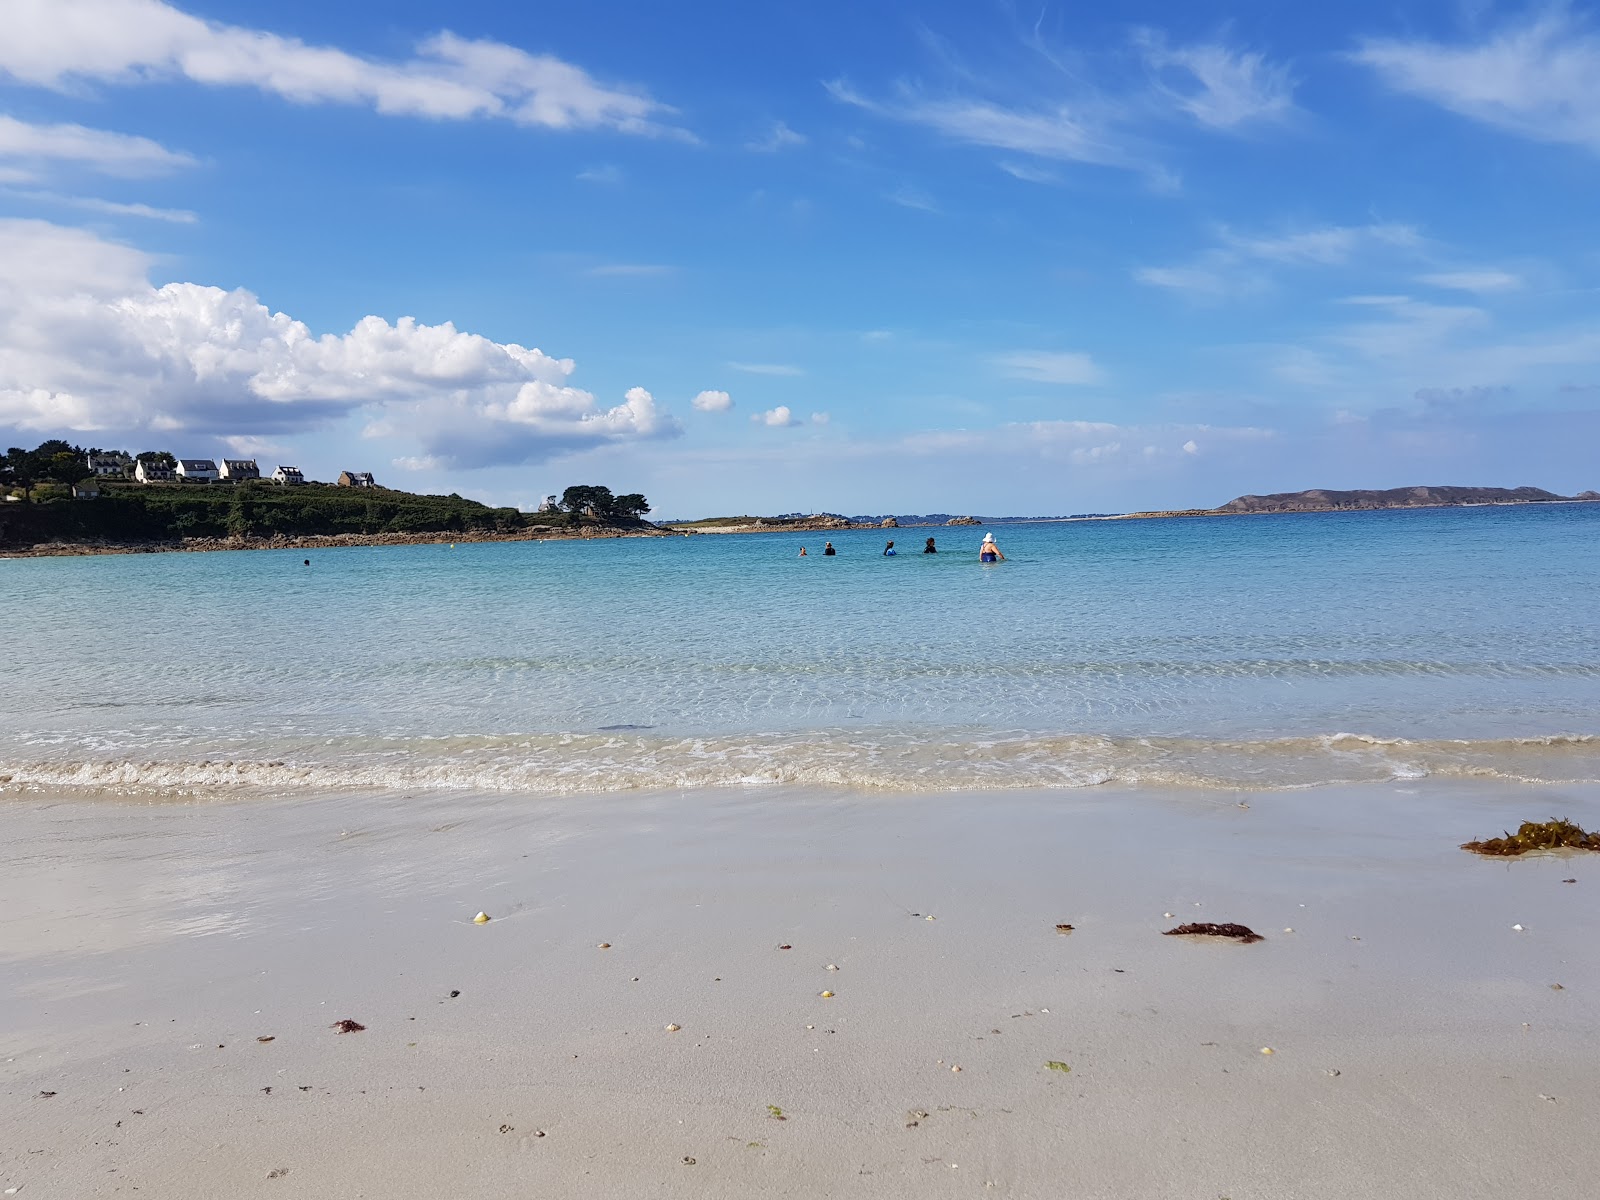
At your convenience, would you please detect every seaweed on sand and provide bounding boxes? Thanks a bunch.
[1461,819,1600,857]
[1163,923,1264,943]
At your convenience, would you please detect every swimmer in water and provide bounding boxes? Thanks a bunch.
[883,540,896,556]
[798,546,808,556]
[823,542,836,556]
[979,532,1004,563]
[923,537,937,554]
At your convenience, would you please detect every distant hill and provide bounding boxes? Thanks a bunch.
[1215,485,1590,515]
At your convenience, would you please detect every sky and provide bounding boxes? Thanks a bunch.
[2,0,1599,517]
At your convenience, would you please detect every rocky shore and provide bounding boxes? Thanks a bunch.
[5,523,674,558]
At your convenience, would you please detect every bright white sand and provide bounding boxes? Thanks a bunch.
[2,782,1596,1198]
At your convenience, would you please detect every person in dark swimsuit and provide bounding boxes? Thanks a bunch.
[979,533,1004,563]
[823,542,836,556]
[923,537,937,554]
[883,540,896,556]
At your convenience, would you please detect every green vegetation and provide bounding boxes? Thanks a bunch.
[1045,1061,1072,1074]
[558,484,650,521]
[1461,818,1600,856]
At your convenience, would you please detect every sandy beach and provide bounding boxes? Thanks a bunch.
[3,780,1595,1198]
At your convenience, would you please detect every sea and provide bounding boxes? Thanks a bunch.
[4,503,1600,797]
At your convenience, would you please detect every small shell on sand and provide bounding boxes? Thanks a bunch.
[826,964,839,971]
[1260,1047,1275,1055]
[951,1065,962,1072]
[665,1023,681,1032]
[598,942,612,949]
[473,912,491,924]
[925,915,936,921]
[820,990,834,998]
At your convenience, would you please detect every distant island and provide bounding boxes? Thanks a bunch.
[1155,484,1600,518]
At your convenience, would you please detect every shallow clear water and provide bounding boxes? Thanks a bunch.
[4,504,1600,794]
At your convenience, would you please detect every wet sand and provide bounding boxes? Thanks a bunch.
[2,782,1596,1198]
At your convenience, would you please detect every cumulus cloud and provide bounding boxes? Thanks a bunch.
[754,405,797,427]
[0,218,681,466]
[1136,31,1297,129]
[993,350,1105,385]
[1354,11,1600,154]
[0,0,681,137]
[692,389,733,412]
[0,113,195,180]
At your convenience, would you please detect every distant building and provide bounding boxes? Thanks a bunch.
[337,471,377,488]
[272,465,305,486]
[86,451,134,477]
[536,495,560,513]
[134,460,175,483]
[219,458,260,481]
[176,459,220,483]
[72,479,102,499]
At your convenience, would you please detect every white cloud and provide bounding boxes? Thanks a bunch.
[1138,222,1423,298]
[1136,31,1297,129]
[1182,439,1199,454]
[0,114,195,179]
[576,164,623,184]
[1354,12,1600,154]
[810,411,830,425]
[727,361,805,377]
[993,350,1104,385]
[0,0,681,137]
[1416,269,1522,293]
[747,121,806,152]
[4,189,197,223]
[0,218,681,467]
[692,389,732,412]
[885,184,939,212]
[996,160,1061,184]
[754,405,796,427]
[584,263,674,278]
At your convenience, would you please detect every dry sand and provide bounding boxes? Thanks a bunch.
[2,781,1596,1198]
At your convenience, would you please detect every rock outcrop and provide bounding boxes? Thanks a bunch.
[879,517,899,528]
[945,515,982,525]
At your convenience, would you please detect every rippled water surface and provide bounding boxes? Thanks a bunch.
[5,504,1600,793]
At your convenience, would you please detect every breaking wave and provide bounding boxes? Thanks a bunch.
[4,729,1600,799]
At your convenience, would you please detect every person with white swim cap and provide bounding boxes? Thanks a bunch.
[979,532,1004,563]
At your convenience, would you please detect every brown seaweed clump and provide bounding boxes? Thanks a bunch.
[1163,922,1264,944]
[330,1019,366,1034]
[1461,819,1600,857]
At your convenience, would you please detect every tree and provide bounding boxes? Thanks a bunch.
[612,493,651,519]
[136,450,177,469]
[1,447,33,499]
[560,484,615,517]
[34,439,91,488]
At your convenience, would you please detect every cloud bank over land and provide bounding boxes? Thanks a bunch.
[0,0,680,137]
[0,219,679,466]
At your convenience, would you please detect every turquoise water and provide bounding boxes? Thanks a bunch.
[4,504,1600,794]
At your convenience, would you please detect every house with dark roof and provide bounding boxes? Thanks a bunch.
[135,459,174,483]
[272,465,305,485]
[176,459,220,482]
[337,471,377,488]
[86,451,134,477]
[219,458,260,481]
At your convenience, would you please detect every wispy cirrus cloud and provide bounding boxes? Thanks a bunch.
[993,350,1105,385]
[746,121,806,152]
[0,0,685,138]
[2,189,198,223]
[1135,30,1298,129]
[584,263,674,278]
[727,361,805,377]
[1353,10,1600,154]
[1137,222,1423,298]
[0,114,195,179]
[1416,269,1523,293]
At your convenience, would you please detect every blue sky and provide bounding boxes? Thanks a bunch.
[2,0,1598,515]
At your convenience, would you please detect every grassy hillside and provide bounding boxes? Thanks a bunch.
[0,480,557,547]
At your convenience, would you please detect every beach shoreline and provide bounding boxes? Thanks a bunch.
[5,780,1595,1198]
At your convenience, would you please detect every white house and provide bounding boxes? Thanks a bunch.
[176,458,220,483]
[219,458,260,481]
[272,465,305,485]
[86,451,134,477]
[337,471,377,488]
[536,495,560,513]
[134,459,174,483]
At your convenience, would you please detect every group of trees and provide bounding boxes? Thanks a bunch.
[557,485,651,522]
[2,441,176,500]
